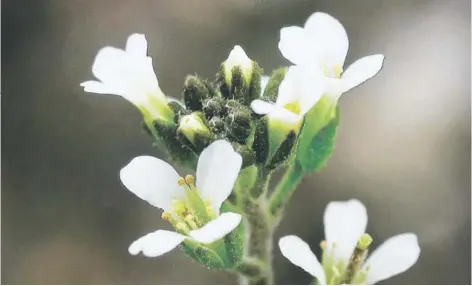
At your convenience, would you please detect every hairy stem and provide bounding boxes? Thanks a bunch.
[268,161,304,220]
[237,167,273,284]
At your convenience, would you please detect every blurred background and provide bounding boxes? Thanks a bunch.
[2,0,471,284]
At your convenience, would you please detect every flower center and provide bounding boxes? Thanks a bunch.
[322,64,343,79]
[283,101,301,115]
[161,175,215,235]
[319,233,373,285]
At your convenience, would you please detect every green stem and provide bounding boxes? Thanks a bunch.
[237,166,274,284]
[268,161,304,220]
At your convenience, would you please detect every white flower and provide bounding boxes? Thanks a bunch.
[279,199,420,284]
[81,33,173,124]
[278,12,385,100]
[120,140,243,257]
[251,65,325,125]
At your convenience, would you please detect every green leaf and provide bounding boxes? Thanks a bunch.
[297,107,340,173]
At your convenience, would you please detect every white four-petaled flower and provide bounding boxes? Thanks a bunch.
[251,65,325,125]
[81,33,173,124]
[279,199,420,284]
[120,140,243,257]
[278,12,385,101]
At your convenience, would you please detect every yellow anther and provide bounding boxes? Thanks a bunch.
[177,177,186,186]
[161,212,172,221]
[333,65,343,78]
[172,200,187,215]
[332,241,337,248]
[322,64,329,77]
[283,101,301,115]
[185,174,195,185]
[185,214,199,229]
[320,240,327,250]
[176,222,188,230]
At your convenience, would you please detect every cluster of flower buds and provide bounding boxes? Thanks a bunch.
[142,45,299,171]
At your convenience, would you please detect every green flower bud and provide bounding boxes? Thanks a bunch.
[183,75,210,111]
[202,97,226,119]
[226,108,252,144]
[177,112,212,152]
[208,116,225,135]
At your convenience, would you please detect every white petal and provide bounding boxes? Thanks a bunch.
[90,46,161,105]
[324,199,368,263]
[260,75,270,94]
[189,212,242,244]
[91,47,131,85]
[279,235,326,284]
[119,156,183,211]
[196,140,242,213]
[80,80,124,96]
[125,33,148,57]
[278,26,312,65]
[251,99,276,115]
[275,66,299,107]
[278,65,324,115]
[268,106,301,126]
[340,54,385,93]
[304,12,349,68]
[363,233,420,284]
[128,230,186,257]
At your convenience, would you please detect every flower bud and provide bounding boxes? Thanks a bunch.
[177,112,212,152]
[208,116,225,136]
[218,45,262,106]
[225,107,252,145]
[202,97,226,119]
[183,75,211,111]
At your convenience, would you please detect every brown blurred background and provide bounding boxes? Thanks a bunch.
[2,0,471,284]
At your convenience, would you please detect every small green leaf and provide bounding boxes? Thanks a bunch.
[297,107,340,173]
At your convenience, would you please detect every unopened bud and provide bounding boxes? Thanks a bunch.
[202,97,226,119]
[226,108,252,144]
[177,112,212,152]
[208,116,225,135]
[218,45,262,106]
[183,75,210,111]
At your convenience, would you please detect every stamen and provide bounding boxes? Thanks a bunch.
[320,240,327,250]
[177,177,186,186]
[333,65,343,78]
[176,222,190,234]
[185,175,195,185]
[185,214,199,229]
[161,212,172,221]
